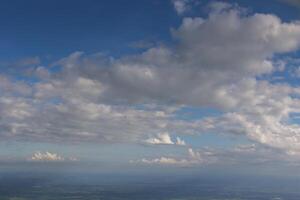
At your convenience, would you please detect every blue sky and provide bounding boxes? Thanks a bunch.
[1,0,299,60]
[1,0,300,175]
[0,0,177,60]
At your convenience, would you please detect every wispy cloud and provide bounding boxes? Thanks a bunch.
[133,144,300,167]
[171,0,193,15]
[279,0,300,7]
[132,148,204,166]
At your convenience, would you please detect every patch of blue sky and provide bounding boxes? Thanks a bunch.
[287,112,300,124]
[0,0,178,61]
[174,106,223,121]
[257,52,300,85]
[46,97,63,105]
[0,0,299,61]
[182,132,251,149]
[231,0,300,22]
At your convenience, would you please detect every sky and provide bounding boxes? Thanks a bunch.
[2,0,300,176]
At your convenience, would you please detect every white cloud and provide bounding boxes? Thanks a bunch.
[176,137,186,146]
[188,148,201,160]
[138,157,189,165]
[145,132,186,145]
[30,151,64,162]
[134,144,300,167]
[29,151,78,162]
[133,148,203,166]
[172,0,192,15]
[145,132,174,145]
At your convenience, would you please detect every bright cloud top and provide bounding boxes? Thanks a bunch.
[30,152,65,162]
[145,132,186,145]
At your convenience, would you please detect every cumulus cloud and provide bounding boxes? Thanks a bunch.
[145,132,186,145]
[145,132,174,145]
[30,152,64,162]
[1,2,300,160]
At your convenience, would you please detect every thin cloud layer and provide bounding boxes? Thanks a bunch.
[133,148,204,166]
[29,151,78,162]
[135,144,300,167]
[279,0,300,7]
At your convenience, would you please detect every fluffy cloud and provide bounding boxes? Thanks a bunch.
[145,132,174,145]
[30,152,64,162]
[145,132,186,145]
[1,2,300,159]
[40,3,300,109]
